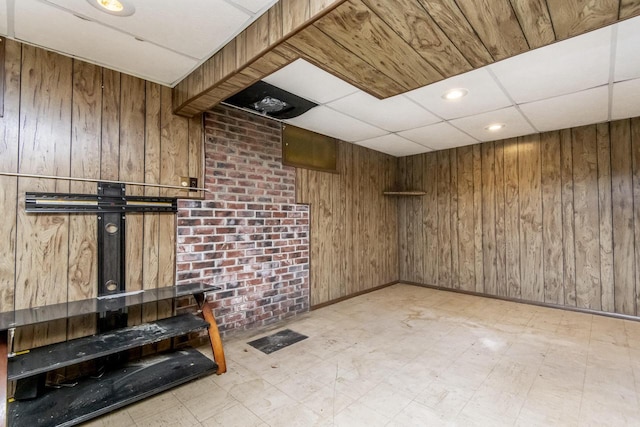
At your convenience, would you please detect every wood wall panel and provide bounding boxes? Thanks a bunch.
[518,135,543,302]
[0,39,20,313]
[423,153,438,285]
[503,139,521,299]
[295,142,397,306]
[437,151,452,288]
[494,142,507,297]
[399,116,640,317]
[541,132,564,305]
[0,42,203,348]
[632,118,640,313]
[572,125,601,310]
[611,120,636,315]
[473,145,484,292]
[456,146,475,291]
[560,129,577,306]
[481,143,497,295]
[597,123,614,313]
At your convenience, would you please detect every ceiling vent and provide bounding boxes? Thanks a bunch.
[223,81,317,119]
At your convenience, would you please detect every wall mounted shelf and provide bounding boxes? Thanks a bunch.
[383,191,427,196]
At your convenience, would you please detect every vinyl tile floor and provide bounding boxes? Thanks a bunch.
[83,283,640,426]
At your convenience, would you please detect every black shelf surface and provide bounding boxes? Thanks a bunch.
[0,282,220,330]
[8,314,209,381]
[8,348,217,427]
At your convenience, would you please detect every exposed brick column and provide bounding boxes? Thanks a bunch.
[176,106,309,336]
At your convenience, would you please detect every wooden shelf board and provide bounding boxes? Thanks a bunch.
[383,191,427,196]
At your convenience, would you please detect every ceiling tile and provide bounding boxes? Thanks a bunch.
[227,0,277,14]
[15,0,198,85]
[519,86,608,132]
[611,78,640,121]
[285,106,387,142]
[614,15,640,82]
[43,0,251,59]
[0,0,7,35]
[490,25,611,103]
[263,59,359,104]
[355,134,431,157]
[404,68,512,120]
[327,91,440,132]
[449,107,536,142]
[398,122,478,150]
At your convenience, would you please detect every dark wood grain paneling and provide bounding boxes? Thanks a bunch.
[0,42,203,348]
[418,0,494,67]
[547,0,618,39]
[597,123,614,313]
[316,0,443,91]
[631,118,640,314]
[541,131,564,305]
[572,125,601,310]
[610,120,636,315]
[494,142,507,297]
[456,146,475,291]
[620,0,640,18]
[67,60,101,340]
[437,151,452,287]
[509,0,555,48]
[518,135,544,303]
[481,143,497,295]
[450,149,460,289]
[473,145,484,292]
[423,153,438,285]
[456,0,529,60]
[399,116,640,318]
[0,39,20,313]
[560,128,577,306]
[15,45,72,350]
[362,0,471,77]
[296,142,397,306]
[503,139,521,299]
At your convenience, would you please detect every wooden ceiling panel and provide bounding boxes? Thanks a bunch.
[285,25,407,98]
[620,0,640,19]
[547,0,619,40]
[456,0,529,60]
[509,0,555,48]
[173,0,633,117]
[417,0,494,67]
[314,0,443,91]
[361,0,472,77]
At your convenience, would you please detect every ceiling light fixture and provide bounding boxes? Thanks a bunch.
[442,88,468,101]
[87,0,135,16]
[485,123,506,131]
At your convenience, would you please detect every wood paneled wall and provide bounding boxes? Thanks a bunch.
[296,142,398,306]
[399,118,640,316]
[0,40,203,349]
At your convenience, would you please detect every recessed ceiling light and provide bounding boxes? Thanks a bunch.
[485,123,506,131]
[442,88,468,101]
[87,0,135,16]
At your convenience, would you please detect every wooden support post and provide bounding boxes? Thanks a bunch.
[194,294,226,374]
[0,330,8,427]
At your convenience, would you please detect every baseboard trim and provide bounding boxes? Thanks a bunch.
[401,280,640,323]
[310,281,399,310]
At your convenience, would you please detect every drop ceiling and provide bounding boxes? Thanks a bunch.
[0,0,277,86]
[261,15,640,157]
